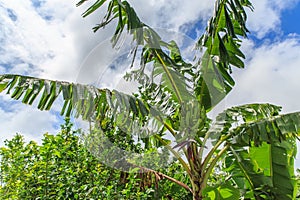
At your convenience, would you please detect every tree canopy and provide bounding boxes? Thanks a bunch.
[0,119,192,199]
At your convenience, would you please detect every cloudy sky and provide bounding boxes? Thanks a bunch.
[0,0,300,168]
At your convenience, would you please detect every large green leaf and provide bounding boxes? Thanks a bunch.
[209,103,300,146]
[0,74,153,127]
[225,140,297,199]
[203,182,240,200]
[195,51,231,110]
[0,74,102,120]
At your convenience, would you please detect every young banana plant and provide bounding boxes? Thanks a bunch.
[0,0,299,199]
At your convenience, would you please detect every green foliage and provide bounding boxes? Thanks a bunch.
[203,182,240,200]
[0,119,191,199]
[0,120,107,199]
[224,141,297,199]
[297,169,300,199]
[195,0,253,110]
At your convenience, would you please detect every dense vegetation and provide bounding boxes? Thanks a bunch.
[0,0,299,199]
[0,119,191,199]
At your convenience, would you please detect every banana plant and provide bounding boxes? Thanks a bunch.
[0,0,299,199]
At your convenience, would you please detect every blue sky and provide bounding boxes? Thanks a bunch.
[0,0,300,170]
[282,2,300,34]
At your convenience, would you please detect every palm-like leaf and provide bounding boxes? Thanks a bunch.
[210,103,283,144]
[195,0,253,110]
[204,103,300,199]
[230,112,300,146]
[211,103,300,146]
[0,74,165,135]
[0,74,193,188]
[0,74,180,150]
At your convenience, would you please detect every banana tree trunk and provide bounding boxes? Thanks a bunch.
[191,178,203,200]
[190,168,204,200]
[185,145,205,200]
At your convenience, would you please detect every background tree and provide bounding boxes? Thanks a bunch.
[0,0,299,199]
[0,119,191,199]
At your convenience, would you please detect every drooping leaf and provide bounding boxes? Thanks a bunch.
[0,74,150,122]
[195,0,253,110]
[231,112,300,146]
[209,103,283,144]
[0,74,178,152]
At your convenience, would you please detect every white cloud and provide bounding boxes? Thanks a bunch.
[1,0,299,82]
[0,1,56,73]
[227,36,300,113]
[0,97,60,145]
[0,0,95,81]
[129,0,214,31]
[246,0,300,38]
